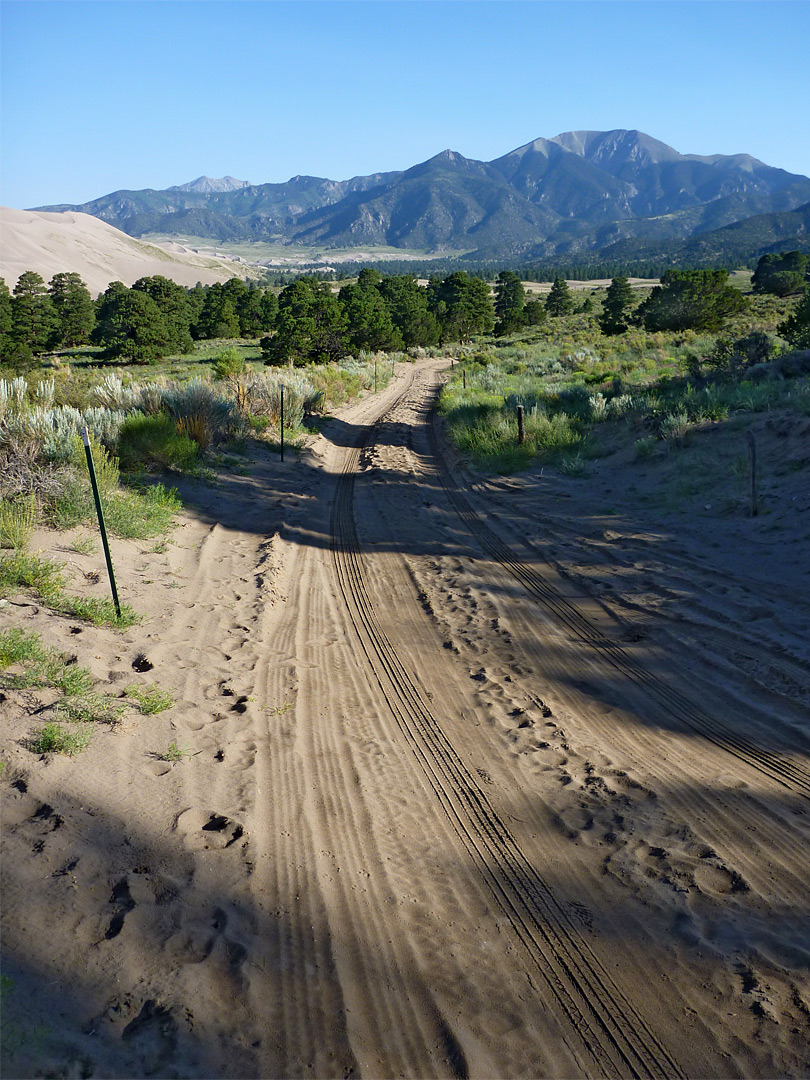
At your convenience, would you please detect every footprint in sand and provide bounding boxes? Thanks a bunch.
[174,808,246,851]
[121,999,179,1076]
[693,862,749,896]
[104,877,136,940]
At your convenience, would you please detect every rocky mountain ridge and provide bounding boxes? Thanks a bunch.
[33,129,810,261]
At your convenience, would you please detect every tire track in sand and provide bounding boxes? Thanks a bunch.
[329,369,682,1080]
[425,389,810,803]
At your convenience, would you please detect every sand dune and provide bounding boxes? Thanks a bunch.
[0,207,249,295]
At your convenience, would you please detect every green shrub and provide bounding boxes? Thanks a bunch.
[659,411,690,441]
[212,347,247,380]
[160,378,236,446]
[117,413,200,471]
[559,453,586,476]
[634,436,658,460]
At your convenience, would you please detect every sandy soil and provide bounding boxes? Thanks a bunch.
[0,208,249,295]
[2,359,810,1079]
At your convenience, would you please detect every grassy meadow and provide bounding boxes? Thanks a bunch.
[438,284,809,475]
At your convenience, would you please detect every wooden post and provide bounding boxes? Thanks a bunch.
[517,404,525,445]
[747,430,757,516]
[462,370,466,390]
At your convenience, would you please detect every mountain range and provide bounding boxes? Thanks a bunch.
[35,129,810,264]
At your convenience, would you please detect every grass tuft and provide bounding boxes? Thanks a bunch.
[0,493,38,551]
[157,740,189,762]
[53,693,127,727]
[27,721,93,756]
[126,684,174,714]
[0,552,139,627]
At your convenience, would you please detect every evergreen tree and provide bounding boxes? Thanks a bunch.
[637,270,747,332]
[376,276,440,347]
[494,270,525,336]
[523,299,546,326]
[133,276,194,353]
[357,267,383,290]
[338,282,398,351]
[428,272,494,344]
[186,282,207,333]
[752,251,810,297]
[778,286,810,349]
[10,271,58,353]
[0,278,12,338]
[545,277,574,317]
[93,282,172,362]
[195,283,241,339]
[265,279,348,366]
[599,276,635,335]
[258,289,279,332]
[48,272,95,347]
[0,278,35,371]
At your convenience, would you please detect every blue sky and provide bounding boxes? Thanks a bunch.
[2,0,809,208]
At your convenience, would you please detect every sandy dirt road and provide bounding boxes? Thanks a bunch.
[2,359,810,1078]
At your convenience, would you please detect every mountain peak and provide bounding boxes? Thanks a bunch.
[174,176,252,193]
[550,129,682,167]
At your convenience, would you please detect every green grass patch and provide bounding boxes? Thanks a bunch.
[2,628,131,756]
[27,721,93,756]
[117,413,200,472]
[0,493,38,551]
[1,627,93,696]
[0,552,139,627]
[47,473,181,540]
[53,692,127,726]
[125,683,174,714]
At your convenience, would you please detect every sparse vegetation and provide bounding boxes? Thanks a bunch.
[0,492,37,550]
[27,721,93,756]
[157,740,190,762]
[125,683,174,714]
[438,277,810,473]
[1,627,129,754]
[0,550,138,626]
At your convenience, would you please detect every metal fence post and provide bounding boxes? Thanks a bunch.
[81,427,121,619]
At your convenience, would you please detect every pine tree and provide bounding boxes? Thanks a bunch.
[339,282,397,351]
[545,277,574,317]
[49,272,95,347]
[0,278,12,338]
[778,286,810,349]
[637,270,747,332]
[11,271,58,353]
[93,282,172,362]
[133,276,194,354]
[494,270,525,336]
[599,276,635,335]
[428,272,494,344]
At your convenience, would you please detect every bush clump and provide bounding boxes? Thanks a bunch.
[117,414,200,471]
